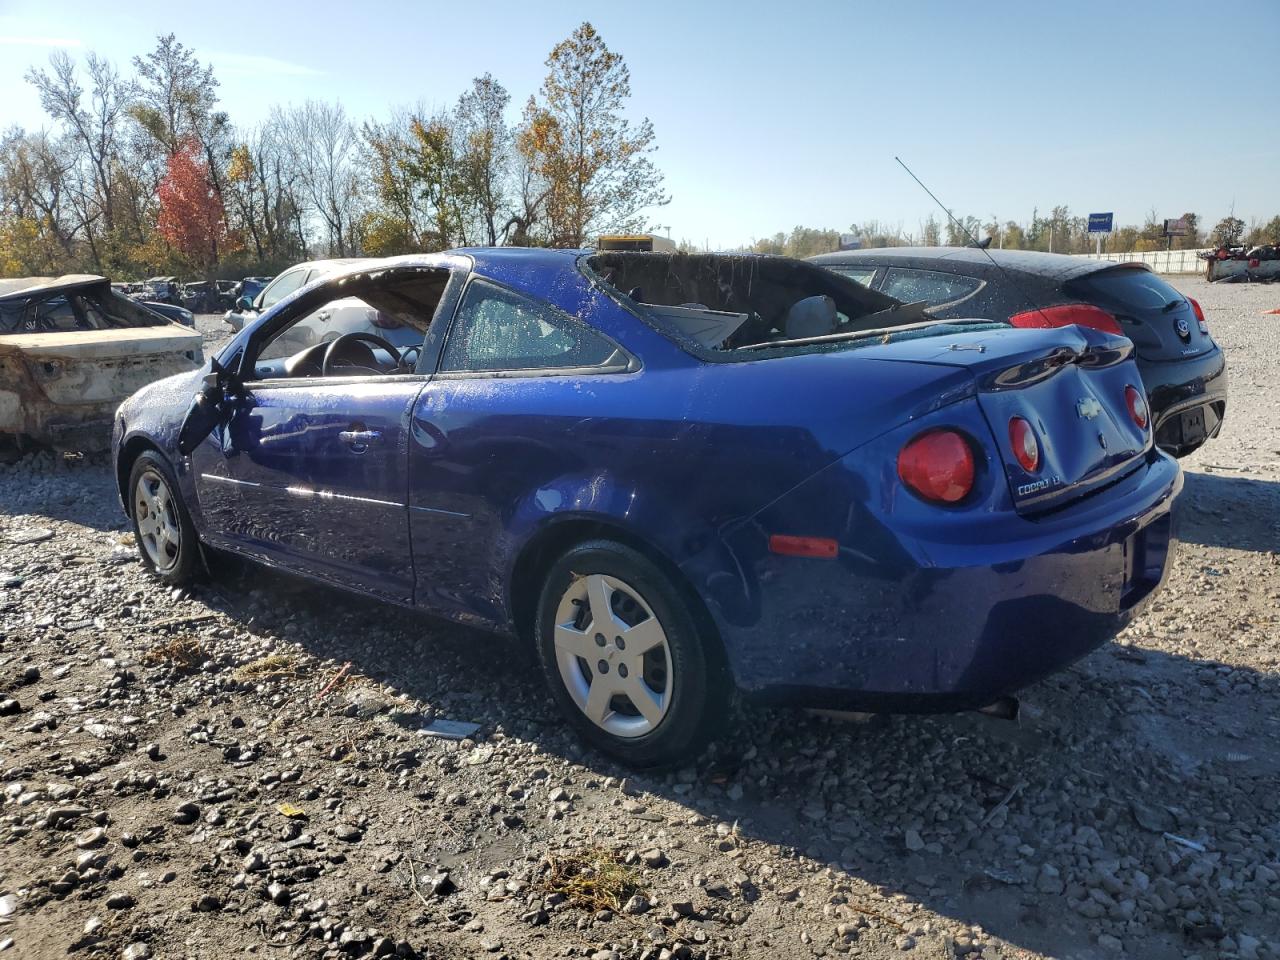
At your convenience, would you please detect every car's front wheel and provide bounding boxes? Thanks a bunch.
[129,451,200,586]
[534,540,727,768]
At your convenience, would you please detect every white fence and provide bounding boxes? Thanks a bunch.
[1071,248,1210,275]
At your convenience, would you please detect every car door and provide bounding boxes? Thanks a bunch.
[406,277,635,627]
[191,271,451,603]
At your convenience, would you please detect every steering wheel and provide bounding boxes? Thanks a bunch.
[322,331,401,377]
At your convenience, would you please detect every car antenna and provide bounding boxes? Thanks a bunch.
[894,156,1054,328]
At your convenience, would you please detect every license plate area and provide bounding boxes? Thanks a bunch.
[1178,407,1208,445]
[1120,513,1173,609]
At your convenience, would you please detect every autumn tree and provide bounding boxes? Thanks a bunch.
[0,128,77,272]
[455,74,512,246]
[519,23,668,247]
[361,108,469,255]
[157,137,228,272]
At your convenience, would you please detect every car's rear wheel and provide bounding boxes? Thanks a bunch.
[534,540,727,768]
[129,451,199,586]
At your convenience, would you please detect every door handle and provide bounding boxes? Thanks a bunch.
[338,429,382,452]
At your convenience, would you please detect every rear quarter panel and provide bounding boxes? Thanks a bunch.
[405,282,975,631]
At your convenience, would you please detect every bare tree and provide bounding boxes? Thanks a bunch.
[272,101,362,256]
[26,51,133,265]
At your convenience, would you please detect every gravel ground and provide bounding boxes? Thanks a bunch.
[1,280,1278,960]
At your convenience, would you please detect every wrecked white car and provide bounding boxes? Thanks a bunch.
[0,275,204,455]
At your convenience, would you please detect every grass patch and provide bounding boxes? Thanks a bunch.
[537,847,642,913]
[234,653,302,681]
[141,635,206,672]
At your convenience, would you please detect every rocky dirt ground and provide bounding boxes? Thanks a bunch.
[1,280,1278,960]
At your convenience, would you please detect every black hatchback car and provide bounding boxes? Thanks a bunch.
[810,248,1226,457]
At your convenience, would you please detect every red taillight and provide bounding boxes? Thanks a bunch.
[1188,297,1208,333]
[1125,385,1148,430]
[768,534,838,559]
[897,430,975,504]
[1008,417,1040,472]
[1008,303,1122,336]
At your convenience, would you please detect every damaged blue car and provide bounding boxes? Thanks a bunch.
[112,249,1182,766]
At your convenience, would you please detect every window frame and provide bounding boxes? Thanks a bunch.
[255,267,309,312]
[433,276,637,380]
[826,265,880,290]
[236,265,462,390]
[880,267,985,309]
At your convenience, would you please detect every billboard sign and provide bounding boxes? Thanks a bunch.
[1087,213,1114,234]
[1163,217,1189,237]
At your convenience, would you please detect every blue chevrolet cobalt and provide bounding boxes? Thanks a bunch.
[112,249,1182,766]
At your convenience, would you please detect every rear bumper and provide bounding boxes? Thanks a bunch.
[1137,345,1227,455]
[706,451,1182,712]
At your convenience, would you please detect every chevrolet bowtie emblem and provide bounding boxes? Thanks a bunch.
[1077,397,1103,419]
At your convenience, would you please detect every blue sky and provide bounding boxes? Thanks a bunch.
[1,0,1276,249]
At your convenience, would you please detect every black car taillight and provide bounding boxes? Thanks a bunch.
[1188,297,1208,334]
[1009,303,1122,336]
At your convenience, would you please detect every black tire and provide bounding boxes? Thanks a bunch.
[534,539,729,768]
[127,450,201,586]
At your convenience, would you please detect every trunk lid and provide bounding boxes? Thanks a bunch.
[1065,264,1213,361]
[865,325,1150,514]
[0,326,204,405]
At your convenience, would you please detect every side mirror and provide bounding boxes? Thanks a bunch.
[236,296,252,311]
[177,358,241,456]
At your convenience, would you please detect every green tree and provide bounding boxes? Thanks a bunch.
[1210,215,1244,248]
[920,214,940,246]
[1245,215,1280,246]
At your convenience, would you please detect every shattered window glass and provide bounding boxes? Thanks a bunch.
[440,281,618,373]
[881,268,981,306]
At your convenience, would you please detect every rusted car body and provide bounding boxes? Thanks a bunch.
[0,275,204,453]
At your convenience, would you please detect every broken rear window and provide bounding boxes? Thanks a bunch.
[0,288,169,335]
[583,252,999,359]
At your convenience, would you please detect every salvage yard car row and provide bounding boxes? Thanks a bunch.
[0,246,1229,764]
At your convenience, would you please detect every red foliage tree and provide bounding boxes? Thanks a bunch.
[156,137,228,271]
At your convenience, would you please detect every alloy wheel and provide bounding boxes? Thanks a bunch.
[134,467,181,572]
[552,573,673,738]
